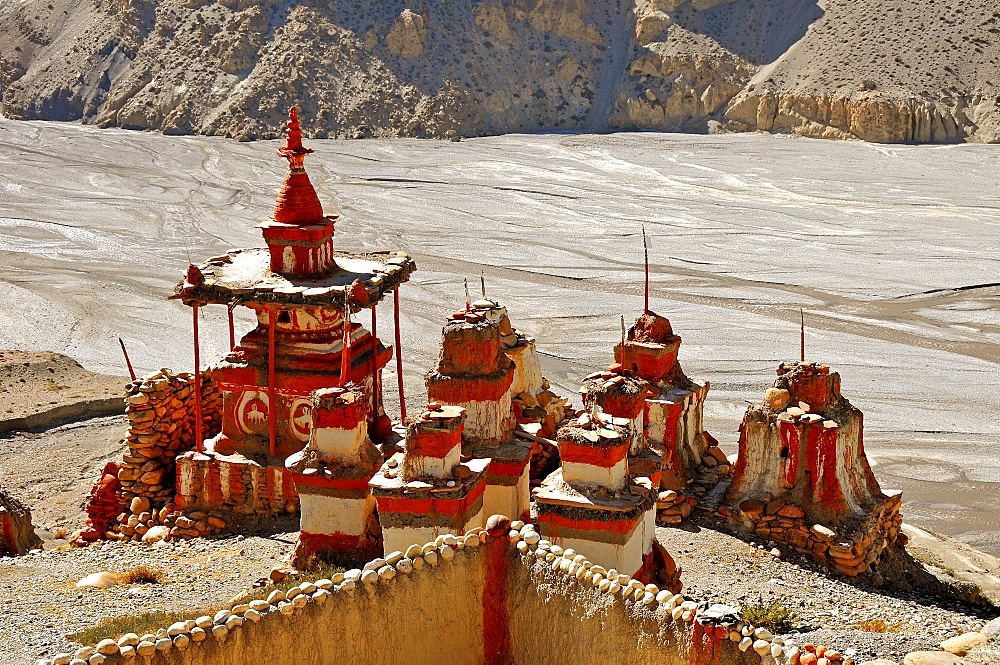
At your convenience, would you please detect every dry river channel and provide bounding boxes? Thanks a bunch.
[0,119,997,556]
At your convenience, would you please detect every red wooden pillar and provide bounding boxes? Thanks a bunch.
[393,287,406,422]
[192,305,204,453]
[370,304,379,417]
[268,308,277,459]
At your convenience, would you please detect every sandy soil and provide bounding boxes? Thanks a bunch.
[0,119,997,559]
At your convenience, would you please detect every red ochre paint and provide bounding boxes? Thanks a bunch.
[688,620,721,665]
[376,481,486,517]
[804,423,846,514]
[312,400,367,430]
[408,428,463,458]
[293,475,372,493]
[598,391,646,420]
[427,372,515,403]
[486,456,533,482]
[483,533,511,665]
[780,420,801,489]
[559,440,628,468]
[296,530,368,556]
[536,511,641,537]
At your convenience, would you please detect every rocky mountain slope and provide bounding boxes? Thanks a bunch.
[1,0,999,142]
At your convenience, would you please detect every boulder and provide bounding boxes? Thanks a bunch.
[940,632,989,656]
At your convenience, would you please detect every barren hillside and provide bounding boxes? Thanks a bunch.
[1,0,999,142]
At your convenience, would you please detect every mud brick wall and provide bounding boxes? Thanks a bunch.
[119,370,223,507]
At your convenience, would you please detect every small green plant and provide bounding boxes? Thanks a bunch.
[740,598,797,634]
[119,565,165,585]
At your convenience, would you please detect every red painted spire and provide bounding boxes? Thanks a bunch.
[273,106,325,226]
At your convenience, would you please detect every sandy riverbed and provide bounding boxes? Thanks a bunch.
[0,119,997,554]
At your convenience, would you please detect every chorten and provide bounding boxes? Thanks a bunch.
[172,107,416,520]
[615,310,719,491]
[723,362,903,576]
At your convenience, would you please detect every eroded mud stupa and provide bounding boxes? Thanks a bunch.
[425,306,535,522]
[723,361,904,577]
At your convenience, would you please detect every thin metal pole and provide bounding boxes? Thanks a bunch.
[800,309,805,362]
[268,308,277,459]
[642,225,650,314]
[118,337,136,381]
[620,315,626,369]
[340,301,352,387]
[193,306,204,453]
[394,288,406,422]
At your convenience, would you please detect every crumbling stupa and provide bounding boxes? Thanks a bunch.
[723,361,904,576]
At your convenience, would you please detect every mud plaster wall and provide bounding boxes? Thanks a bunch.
[148,552,486,665]
[506,556,759,665]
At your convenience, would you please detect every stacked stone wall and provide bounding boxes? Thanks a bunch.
[736,492,904,577]
[118,370,223,506]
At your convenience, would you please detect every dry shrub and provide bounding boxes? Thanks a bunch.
[119,565,165,585]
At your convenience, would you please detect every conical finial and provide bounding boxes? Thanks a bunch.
[481,271,487,299]
[277,106,313,162]
[464,278,472,312]
[273,106,324,226]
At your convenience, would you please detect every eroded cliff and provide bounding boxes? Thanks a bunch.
[2,0,998,143]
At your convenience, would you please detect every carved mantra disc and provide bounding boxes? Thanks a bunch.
[236,391,270,435]
[290,397,313,442]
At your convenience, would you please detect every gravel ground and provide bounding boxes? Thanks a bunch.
[657,519,999,663]
[0,531,294,665]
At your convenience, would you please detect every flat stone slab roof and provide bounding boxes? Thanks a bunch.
[533,469,653,513]
[173,249,417,309]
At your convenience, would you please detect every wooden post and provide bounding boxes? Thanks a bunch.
[268,308,277,459]
[340,301,352,387]
[394,287,407,422]
[193,306,204,453]
[227,303,236,351]
[118,337,136,381]
[370,304,379,417]
[800,309,805,363]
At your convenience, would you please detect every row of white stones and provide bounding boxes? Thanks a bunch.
[508,522,810,665]
[37,529,488,665]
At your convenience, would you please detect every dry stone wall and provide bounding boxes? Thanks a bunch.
[119,369,222,507]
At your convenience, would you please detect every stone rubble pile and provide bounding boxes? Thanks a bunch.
[118,370,222,507]
[108,495,231,543]
[0,487,42,556]
[71,463,125,544]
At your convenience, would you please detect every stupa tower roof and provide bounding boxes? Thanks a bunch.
[272,106,326,226]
